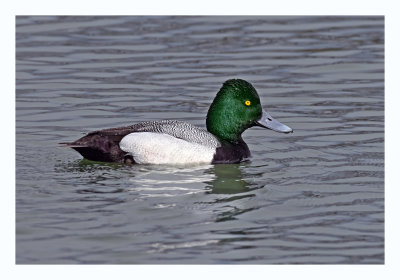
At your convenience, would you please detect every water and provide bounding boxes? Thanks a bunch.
[16,16,384,264]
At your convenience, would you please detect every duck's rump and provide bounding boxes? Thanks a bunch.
[60,120,220,163]
[59,126,134,162]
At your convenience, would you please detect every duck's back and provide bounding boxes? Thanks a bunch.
[61,120,221,164]
[130,120,220,148]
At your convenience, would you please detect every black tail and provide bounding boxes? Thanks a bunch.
[61,125,137,163]
[59,135,126,162]
[58,142,84,148]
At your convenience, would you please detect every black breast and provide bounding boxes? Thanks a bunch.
[211,139,251,164]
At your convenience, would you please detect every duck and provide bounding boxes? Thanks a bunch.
[60,79,293,165]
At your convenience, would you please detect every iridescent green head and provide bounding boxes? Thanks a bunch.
[206,79,292,143]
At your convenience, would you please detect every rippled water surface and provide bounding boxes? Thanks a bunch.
[16,16,384,264]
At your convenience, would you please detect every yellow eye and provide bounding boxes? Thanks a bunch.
[245,100,251,106]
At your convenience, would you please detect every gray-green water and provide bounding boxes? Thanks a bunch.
[16,16,384,264]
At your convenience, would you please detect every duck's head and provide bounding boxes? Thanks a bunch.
[206,79,293,143]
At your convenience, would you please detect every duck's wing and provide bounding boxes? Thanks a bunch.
[61,120,220,163]
[128,120,221,149]
[119,120,221,165]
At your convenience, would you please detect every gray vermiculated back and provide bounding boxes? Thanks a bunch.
[130,120,221,148]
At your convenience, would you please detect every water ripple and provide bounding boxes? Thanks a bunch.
[16,16,384,264]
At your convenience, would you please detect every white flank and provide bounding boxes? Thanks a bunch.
[119,132,216,165]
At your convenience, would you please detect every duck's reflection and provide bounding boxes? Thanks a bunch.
[205,164,251,194]
[58,159,259,197]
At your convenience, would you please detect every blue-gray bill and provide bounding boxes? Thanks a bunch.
[256,110,293,133]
